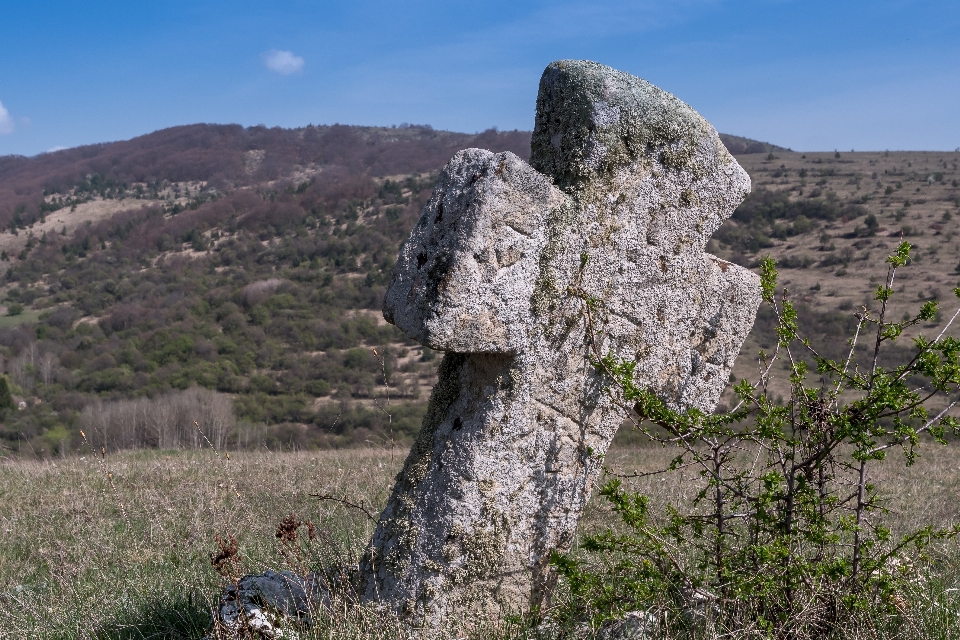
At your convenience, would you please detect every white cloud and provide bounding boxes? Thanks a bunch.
[0,101,14,135]
[47,146,67,153]
[262,50,304,75]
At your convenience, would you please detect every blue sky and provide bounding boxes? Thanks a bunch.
[1,0,959,156]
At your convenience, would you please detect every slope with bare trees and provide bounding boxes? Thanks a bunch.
[3,123,953,457]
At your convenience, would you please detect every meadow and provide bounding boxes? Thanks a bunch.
[1,437,958,639]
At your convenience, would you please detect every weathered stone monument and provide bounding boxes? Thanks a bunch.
[357,60,760,621]
[209,59,760,637]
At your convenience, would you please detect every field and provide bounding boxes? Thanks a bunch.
[1,439,959,639]
[730,151,960,318]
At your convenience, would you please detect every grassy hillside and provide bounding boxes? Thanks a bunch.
[713,150,960,404]
[0,126,957,456]
[0,124,530,455]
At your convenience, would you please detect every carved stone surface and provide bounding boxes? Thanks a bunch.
[360,59,761,622]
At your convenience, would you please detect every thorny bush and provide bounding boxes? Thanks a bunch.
[553,242,960,637]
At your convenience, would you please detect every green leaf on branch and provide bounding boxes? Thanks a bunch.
[887,241,911,267]
[759,256,777,303]
[919,299,939,321]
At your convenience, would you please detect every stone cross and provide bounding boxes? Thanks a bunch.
[357,60,761,623]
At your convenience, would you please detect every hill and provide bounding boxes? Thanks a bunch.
[712,148,960,408]
[0,128,781,230]
[0,124,536,454]
[0,125,957,455]
[0,123,529,229]
[717,133,791,155]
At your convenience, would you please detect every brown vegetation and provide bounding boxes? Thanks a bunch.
[0,123,957,458]
[78,387,234,451]
[0,123,530,230]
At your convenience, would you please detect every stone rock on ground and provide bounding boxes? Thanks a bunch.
[534,611,658,640]
[206,570,324,639]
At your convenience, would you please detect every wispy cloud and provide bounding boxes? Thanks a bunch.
[261,50,304,75]
[0,101,14,135]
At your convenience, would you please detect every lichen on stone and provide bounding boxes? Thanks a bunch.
[359,353,465,583]
[531,60,715,189]
[358,59,760,626]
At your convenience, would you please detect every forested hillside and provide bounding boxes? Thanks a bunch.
[0,124,528,224]
[0,124,528,454]
[1,123,955,457]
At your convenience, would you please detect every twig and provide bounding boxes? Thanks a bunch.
[195,421,241,499]
[371,348,395,454]
[603,460,698,479]
[78,430,130,525]
[830,313,866,408]
[934,304,960,343]
[311,493,377,521]
[869,400,959,456]
[871,264,897,383]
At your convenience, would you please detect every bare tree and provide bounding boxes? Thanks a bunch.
[39,352,57,386]
[78,387,235,451]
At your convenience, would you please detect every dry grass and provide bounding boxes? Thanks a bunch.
[0,439,959,638]
[0,447,399,638]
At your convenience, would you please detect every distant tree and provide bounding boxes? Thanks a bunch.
[0,376,13,412]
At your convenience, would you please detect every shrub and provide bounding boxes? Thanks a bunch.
[717,189,866,254]
[304,379,331,397]
[0,376,13,412]
[555,243,960,636]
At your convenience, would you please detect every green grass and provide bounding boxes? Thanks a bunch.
[0,308,41,327]
[0,447,397,638]
[1,444,958,638]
